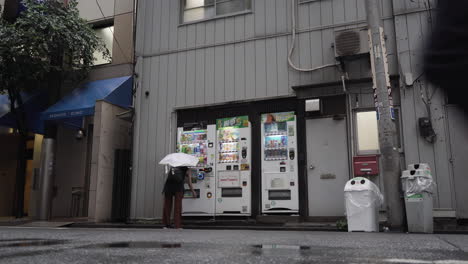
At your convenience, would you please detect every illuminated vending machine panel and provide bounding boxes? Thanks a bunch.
[215,116,251,216]
[261,112,299,213]
[178,125,216,216]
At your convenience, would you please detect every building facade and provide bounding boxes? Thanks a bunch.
[131,0,467,221]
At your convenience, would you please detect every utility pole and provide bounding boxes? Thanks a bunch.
[365,0,404,228]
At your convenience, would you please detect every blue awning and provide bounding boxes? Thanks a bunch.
[0,90,48,134]
[41,76,133,121]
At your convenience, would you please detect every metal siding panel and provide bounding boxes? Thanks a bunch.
[309,0,321,27]
[266,38,278,97]
[144,56,160,217]
[234,16,245,42]
[195,49,205,105]
[321,29,337,82]
[321,0,333,25]
[168,0,179,50]
[205,21,215,45]
[205,48,216,104]
[225,44,235,102]
[276,36,290,96]
[150,0,162,54]
[345,0,357,22]
[265,0,276,35]
[215,46,225,102]
[186,50,196,105]
[225,17,235,43]
[381,0,393,18]
[155,55,169,217]
[430,88,454,209]
[332,0,345,24]
[287,34,301,88]
[255,40,267,97]
[160,0,170,51]
[356,0,366,21]
[255,0,266,36]
[135,0,147,54]
[176,52,187,106]
[245,41,256,99]
[143,0,155,55]
[178,26,187,49]
[187,24,197,48]
[298,2,309,30]
[234,43,246,100]
[310,30,324,83]
[275,0,287,33]
[215,19,225,44]
[167,54,178,115]
[196,23,206,47]
[392,0,406,13]
[245,14,255,39]
[298,32,312,85]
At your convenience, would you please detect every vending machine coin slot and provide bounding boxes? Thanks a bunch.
[289,149,295,160]
[226,165,232,170]
[242,147,247,159]
[233,165,239,170]
[242,181,247,186]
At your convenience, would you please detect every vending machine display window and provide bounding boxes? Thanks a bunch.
[178,130,208,167]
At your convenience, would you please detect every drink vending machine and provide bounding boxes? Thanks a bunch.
[177,125,216,216]
[261,112,299,213]
[215,116,251,215]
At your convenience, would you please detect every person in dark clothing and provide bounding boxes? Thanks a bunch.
[424,0,468,114]
[162,166,196,229]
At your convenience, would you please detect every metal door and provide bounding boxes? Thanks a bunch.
[306,117,349,216]
[447,106,468,218]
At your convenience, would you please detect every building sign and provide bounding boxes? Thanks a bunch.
[216,116,249,129]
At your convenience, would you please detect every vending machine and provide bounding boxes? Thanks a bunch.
[177,125,217,216]
[215,116,251,215]
[261,112,299,213]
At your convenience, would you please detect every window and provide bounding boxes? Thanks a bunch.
[356,111,379,154]
[93,26,113,66]
[181,0,252,23]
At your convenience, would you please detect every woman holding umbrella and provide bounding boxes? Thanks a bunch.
[160,153,198,229]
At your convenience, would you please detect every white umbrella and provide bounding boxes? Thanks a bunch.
[159,152,199,167]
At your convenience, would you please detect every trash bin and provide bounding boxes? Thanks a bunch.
[401,163,435,233]
[344,177,383,232]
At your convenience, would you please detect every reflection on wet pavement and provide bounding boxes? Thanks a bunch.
[83,242,182,249]
[0,240,67,248]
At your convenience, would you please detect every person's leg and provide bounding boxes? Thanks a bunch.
[162,193,173,227]
[174,192,183,228]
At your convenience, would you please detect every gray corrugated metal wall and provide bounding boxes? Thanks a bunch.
[131,0,456,219]
[391,0,456,211]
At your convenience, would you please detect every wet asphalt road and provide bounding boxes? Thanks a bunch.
[1,227,468,263]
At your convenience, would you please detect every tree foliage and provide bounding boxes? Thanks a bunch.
[0,0,109,95]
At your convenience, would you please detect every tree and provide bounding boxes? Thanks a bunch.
[0,0,109,217]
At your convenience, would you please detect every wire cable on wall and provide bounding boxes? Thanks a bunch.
[287,0,339,72]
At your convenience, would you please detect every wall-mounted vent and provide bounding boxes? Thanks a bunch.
[334,28,370,58]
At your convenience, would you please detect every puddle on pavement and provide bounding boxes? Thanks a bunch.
[0,240,67,248]
[85,242,182,249]
[253,244,311,250]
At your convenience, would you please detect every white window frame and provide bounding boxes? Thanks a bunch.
[180,0,253,25]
